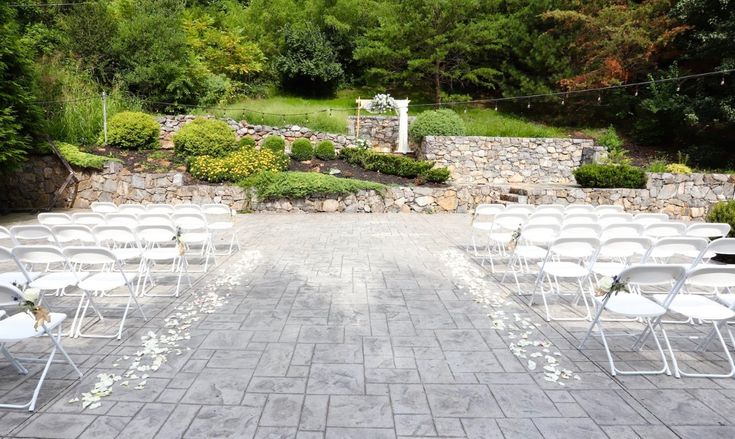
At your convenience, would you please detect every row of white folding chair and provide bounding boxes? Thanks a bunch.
[0,245,146,340]
[91,202,209,214]
[579,264,735,378]
[475,203,626,215]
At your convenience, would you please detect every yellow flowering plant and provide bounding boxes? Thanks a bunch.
[188,148,289,182]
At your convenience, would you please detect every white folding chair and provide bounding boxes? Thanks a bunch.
[10,225,58,246]
[51,225,97,247]
[641,237,708,265]
[484,212,528,272]
[633,213,669,226]
[504,205,535,215]
[502,223,561,294]
[528,213,563,226]
[90,202,118,214]
[686,223,731,240]
[146,203,175,214]
[535,204,564,214]
[12,245,91,301]
[0,284,82,411]
[579,264,686,376]
[63,247,146,340]
[697,238,735,269]
[172,213,215,272]
[173,203,202,214]
[565,204,595,214]
[591,236,652,279]
[0,247,39,288]
[530,236,600,321]
[563,213,598,225]
[643,222,687,239]
[37,213,73,226]
[595,204,625,215]
[93,225,144,265]
[138,213,173,227]
[71,212,105,227]
[203,204,240,255]
[600,223,644,241]
[136,225,191,297]
[470,204,504,256]
[104,213,138,229]
[118,204,146,216]
[598,213,634,227]
[559,223,601,238]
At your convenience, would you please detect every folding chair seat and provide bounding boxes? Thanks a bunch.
[118,204,146,216]
[146,203,174,214]
[63,247,146,340]
[633,213,669,226]
[649,266,735,378]
[37,213,73,226]
[530,236,600,321]
[90,202,118,214]
[579,264,686,376]
[0,284,82,411]
[470,204,504,255]
[12,246,89,297]
[203,204,240,255]
[71,212,105,227]
[171,213,215,272]
[0,247,39,287]
[10,225,58,246]
[686,223,730,240]
[484,212,527,273]
[51,225,97,247]
[502,223,561,294]
[136,225,191,297]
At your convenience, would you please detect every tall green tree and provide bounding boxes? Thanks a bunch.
[354,0,508,103]
[0,3,44,172]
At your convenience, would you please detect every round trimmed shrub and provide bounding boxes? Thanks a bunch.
[573,164,647,189]
[105,111,160,150]
[238,136,257,149]
[290,138,314,161]
[262,135,286,154]
[315,140,336,160]
[409,109,466,142]
[665,163,692,174]
[707,201,735,237]
[173,117,237,157]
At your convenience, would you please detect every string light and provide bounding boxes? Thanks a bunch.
[634,87,639,97]
[494,103,498,111]
[527,100,531,109]
[722,76,726,86]
[676,84,681,92]
[597,94,602,104]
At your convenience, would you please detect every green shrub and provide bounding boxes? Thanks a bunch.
[315,140,336,160]
[261,135,286,154]
[665,163,692,174]
[646,159,668,172]
[409,109,466,142]
[707,201,735,237]
[573,164,648,189]
[57,142,119,169]
[239,171,384,200]
[238,136,256,149]
[290,138,314,161]
[105,111,159,150]
[597,125,623,150]
[173,117,237,157]
[188,148,288,182]
[339,147,449,182]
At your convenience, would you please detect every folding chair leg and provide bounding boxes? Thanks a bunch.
[0,345,28,375]
[673,321,735,378]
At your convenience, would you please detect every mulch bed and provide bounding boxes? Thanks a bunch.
[89,145,186,174]
[289,158,446,187]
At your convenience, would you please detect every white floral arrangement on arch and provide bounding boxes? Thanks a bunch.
[367,93,397,114]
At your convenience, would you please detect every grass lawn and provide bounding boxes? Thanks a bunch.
[216,90,606,140]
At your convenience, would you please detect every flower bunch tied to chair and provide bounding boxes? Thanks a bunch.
[11,283,49,330]
[595,275,627,299]
[172,226,186,256]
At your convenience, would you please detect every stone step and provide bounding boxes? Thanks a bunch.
[509,186,529,196]
[499,193,519,203]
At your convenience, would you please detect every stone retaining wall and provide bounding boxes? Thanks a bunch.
[0,155,85,210]
[346,115,415,148]
[419,136,602,185]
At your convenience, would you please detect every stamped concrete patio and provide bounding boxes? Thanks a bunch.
[0,213,734,438]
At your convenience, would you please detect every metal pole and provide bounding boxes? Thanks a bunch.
[102,91,108,145]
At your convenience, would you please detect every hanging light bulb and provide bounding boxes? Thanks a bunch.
[676,83,681,92]
[597,94,602,104]
[494,103,498,111]
[463,107,467,114]
[561,98,565,106]
[722,76,726,86]
[634,87,639,97]
[527,100,531,109]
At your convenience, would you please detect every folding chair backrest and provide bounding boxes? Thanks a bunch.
[51,225,97,246]
[504,205,535,215]
[633,213,669,226]
[147,204,175,214]
[643,222,687,238]
[528,213,563,225]
[595,204,625,214]
[565,204,594,214]
[521,224,561,244]
[600,223,644,240]
[560,223,601,238]
[93,225,138,247]
[492,213,527,232]
[90,202,118,214]
[104,213,138,229]
[0,226,10,242]
[686,222,731,239]
[617,264,686,288]
[172,213,208,230]
[72,212,105,226]
[202,204,232,216]
[138,213,173,227]
[136,225,176,246]
[685,266,735,290]
[642,237,708,262]
[705,238,735,256]
[598,236,652,259]
[597,213,633,228]
[38,213,73,226]
[118,204,146,216]
[62,246,117,267]
[548,236,600,260]
[12,245,67,265]
[10,225,57,246]
[173,204,202,214]
[474,203,504,217]
[563,213,597,225]
[0,283,23,307]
